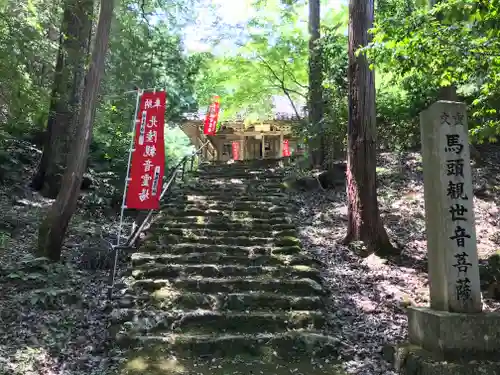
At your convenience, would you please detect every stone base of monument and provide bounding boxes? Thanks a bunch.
[383,307,500,374]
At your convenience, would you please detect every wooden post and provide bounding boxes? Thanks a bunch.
[241,136,245,161]
[279,131,284,158]
[261,135,265,159]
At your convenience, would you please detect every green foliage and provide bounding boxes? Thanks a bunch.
[92,1,202,171]
[194,4,308,123]
[369,0,500,142]
[0,0,202,177]
[0,0,61,136]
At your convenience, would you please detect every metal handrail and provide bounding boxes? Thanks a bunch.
[125,139,211,246]
[107,139,212,299]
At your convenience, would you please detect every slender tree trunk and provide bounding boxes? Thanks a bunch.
[343,0,396,256]
[308,0,325,167]
[32,0,94,198]
[38,0,114,261]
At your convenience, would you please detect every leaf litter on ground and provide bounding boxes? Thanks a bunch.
[290,150,500,375]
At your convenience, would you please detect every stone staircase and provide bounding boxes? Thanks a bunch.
[112,160,337,363]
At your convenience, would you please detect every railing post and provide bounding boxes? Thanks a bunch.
[190,154,194,172]
[181,159,186,180]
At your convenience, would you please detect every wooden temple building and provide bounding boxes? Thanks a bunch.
[180,111,305,162]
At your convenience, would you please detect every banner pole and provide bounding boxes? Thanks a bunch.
[107,88,142,299]
[116,89,142,247]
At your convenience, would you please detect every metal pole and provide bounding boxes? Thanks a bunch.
[116,89,142,247]
[108,89,142,299]
[125,140,210,246]
[127,169,178,246]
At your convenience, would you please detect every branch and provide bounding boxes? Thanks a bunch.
[257,56,305,122]
[269,85,307,99]
[283,60,308,89]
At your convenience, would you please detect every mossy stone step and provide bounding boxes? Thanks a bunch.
[113,309,326,335]
[116,331,338,359]
[140,243,302,257]
[152,234,273,246]
[151,226,297,239]
[193,170,287,178]
[130,291,324,312]
[182,187,285,196]
[131,264,321,282]
[161,208,288,219]
[179,193,290,203]
[161,216,292,227]
[150,234,300,248]
[184,184,285,192]
[131,276,326,296]
[130,252,323,268]
[153,221,295,232]
[161,202,291,214]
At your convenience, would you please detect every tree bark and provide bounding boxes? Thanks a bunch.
[32,0,94,198]
[308,0,325,167]
[343,0,397,256]
[38,0,114,261]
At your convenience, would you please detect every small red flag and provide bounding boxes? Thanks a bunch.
[203,95,220,135]
[232,141,240,160]
[283,139,290,157]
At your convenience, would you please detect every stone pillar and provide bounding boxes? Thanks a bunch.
[420,100,481,313]
[384,101,500,373]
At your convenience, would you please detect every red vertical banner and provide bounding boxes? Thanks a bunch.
[125,91,166,210]
[232,141,240,160]
[282,139,291,157]
[203,95,220,135]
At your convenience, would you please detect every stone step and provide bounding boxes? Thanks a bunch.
[161,202,290,214]
[199,165,283,173]
[161,216,292,227]
[176,193,290,203]
[140,243,301,257]
[149,234,300,247]
[130,252,323,268]
[131,276,326,296]
[160,208,289,219]
[181,186,285,196]
[116,331,338,359]
[184,184,285,192]
[152,226,297,239]
[151,234,274,246]
[131,264,321,282]
[119,291,324,312]
[112,309,326,335]
[152,221,295,232]
[194,173,288,182]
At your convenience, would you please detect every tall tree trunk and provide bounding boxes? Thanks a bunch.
[343,0,396,256]
[32,0,94,198]
[38,0,114,261]
[308,0,325,167]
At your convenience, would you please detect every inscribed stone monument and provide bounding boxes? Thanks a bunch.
[420,100,481,313]
[384,101,500,374]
